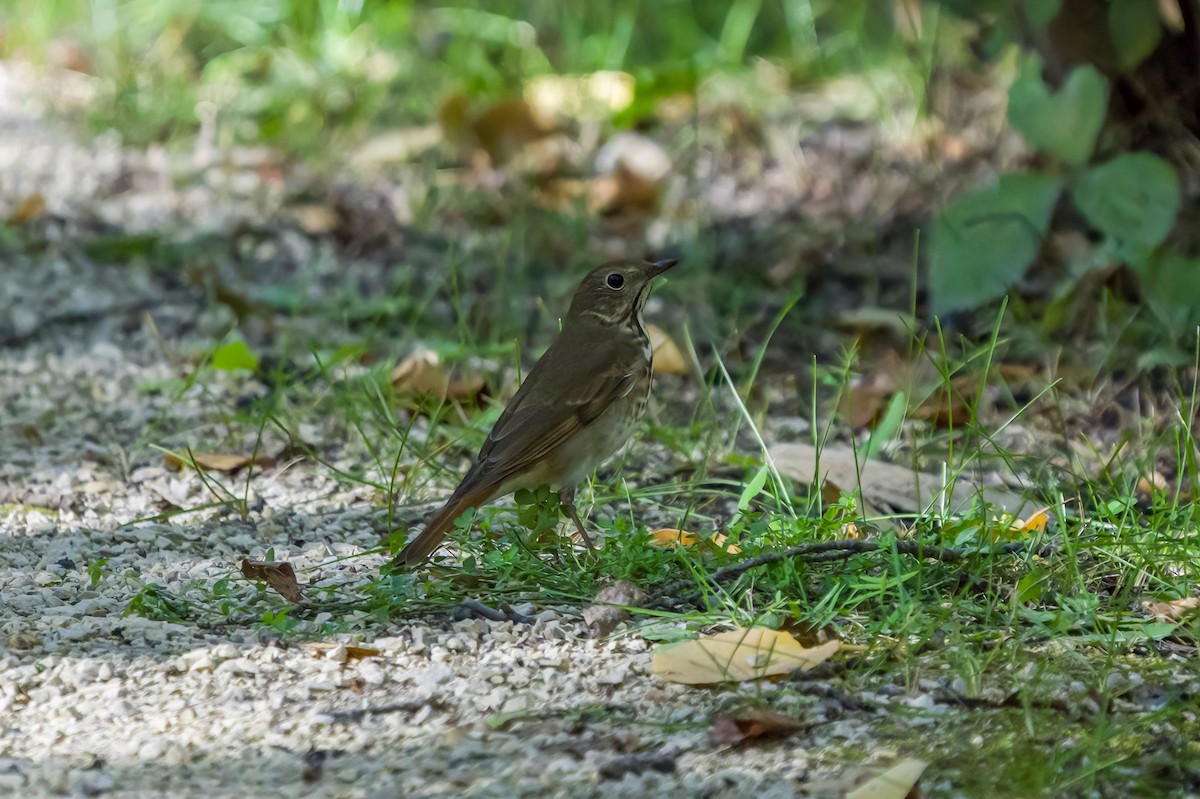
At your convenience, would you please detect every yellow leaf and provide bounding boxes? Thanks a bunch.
[304,642,383,660]
[846,758,928,799]
[648,528,741,554]
[647,324,688,375]
[651,627,839,685]
[1016,507,1050,533]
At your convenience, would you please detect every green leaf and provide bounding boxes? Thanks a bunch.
[1015,568,1051,604]
[1109,0,1162,71]
[210,339,259,371]
[83,233,163,263]
[1007,56,1108,165]
[929,172,1063,315]
[1072,152,1179,262]
[1026,0,1062,29]
[737,464,771,512]
[861,391,906,460]
[1137,253,1200,336]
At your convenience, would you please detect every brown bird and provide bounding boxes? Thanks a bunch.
[393,258,678,567]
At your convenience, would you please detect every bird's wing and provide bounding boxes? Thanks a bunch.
[464,334,639,490]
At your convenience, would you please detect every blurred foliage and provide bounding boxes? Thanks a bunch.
[2,0,1196,354]
[0,0,921,149]
[928,0,1199,361]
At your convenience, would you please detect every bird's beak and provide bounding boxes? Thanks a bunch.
[647,258,679,277]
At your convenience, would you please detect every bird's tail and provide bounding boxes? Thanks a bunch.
[391,484,495,568]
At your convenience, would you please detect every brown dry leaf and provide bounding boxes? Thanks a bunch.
[648,324,688,376]
[304,642,384,660]
[911,381,973,428]
[439,94,552,167]
[651,627,839,685]
[8,194,46,225]
[708,708,805,746]
[648,528,741,555]
[846,758,928,799]
[391,348,486,403]
[770,442,1028,516]
[240,559,303,604]
[1143,596,1200,623]
[839,382,893,430]
[582,580,647,637]
[391,348,448,396]
[164,452,273,473]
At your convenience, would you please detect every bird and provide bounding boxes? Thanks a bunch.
[392,258,678,567]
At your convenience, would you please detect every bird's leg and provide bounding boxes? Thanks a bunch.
[558,486,597,552]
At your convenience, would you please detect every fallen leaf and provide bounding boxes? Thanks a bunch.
[163,452,273,473]
[1015,507,1050,534]
[240,559,303,604]
[582,580,647,637]
[1143,596,1200,623]
[304,642,383,660]
[846,758,929,799]
[8,194,46,225]
[652,627,839,685]
[648,324,688,375]
[709,708,805,746]
[391,348,447,396]
[439,94,552,167]
[649,528,741,554]
[770,442,1028,516]
[391,348,486,403]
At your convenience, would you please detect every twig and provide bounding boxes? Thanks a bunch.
[656,538,1039,607]
[322,699,444,725]
[0,298,163,346]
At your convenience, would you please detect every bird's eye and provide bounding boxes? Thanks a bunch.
[606,273,625,290]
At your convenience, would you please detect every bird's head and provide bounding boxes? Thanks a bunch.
[565,258,678,326]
